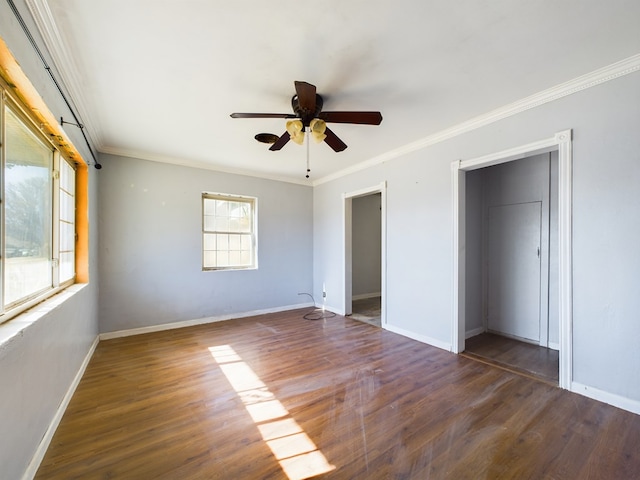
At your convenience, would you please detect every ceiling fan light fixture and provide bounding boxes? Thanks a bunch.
[310,118,327,143]
[286,119,305,145]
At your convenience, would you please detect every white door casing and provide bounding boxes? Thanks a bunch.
[452,130,572,389]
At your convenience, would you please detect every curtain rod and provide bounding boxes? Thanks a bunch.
[5,0,101,169]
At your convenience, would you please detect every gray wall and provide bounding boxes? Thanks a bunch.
[352,193,382,298]
[0,2,100,478]
[313,71,640,404]
[464,170,484,333]
[98,154,313,333]
[548,152,559,347]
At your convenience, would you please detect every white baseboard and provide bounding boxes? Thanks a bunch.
[99,303,314,340]
[571,382,640,416]
[384,323,451,352]
[465,327,485,339]
[548,341,560,351]
[352,292,381,301]
[319,304,344,315]
[22,335,100,480]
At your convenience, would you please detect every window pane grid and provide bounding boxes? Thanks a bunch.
[58,159,76,284]
[60,190,74,223]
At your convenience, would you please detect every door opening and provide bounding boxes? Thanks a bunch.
[344,182,386,327]
[452,130,573,389]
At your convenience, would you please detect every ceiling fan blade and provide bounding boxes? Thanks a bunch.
[231,113,296,119]
[294,81,317,112]
[324,127,347,152]
[269,131,290,151]
[319,111,383,125]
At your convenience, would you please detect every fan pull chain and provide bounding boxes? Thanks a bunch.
[306,131,311,178]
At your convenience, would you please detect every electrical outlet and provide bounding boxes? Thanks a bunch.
[322,291,326,298]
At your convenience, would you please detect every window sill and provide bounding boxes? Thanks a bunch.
[0,283,88,355]
[203,266,258,272]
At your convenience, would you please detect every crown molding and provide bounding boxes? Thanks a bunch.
[25,0,105,150]
[313,53,640,186]
[99,146,313,186]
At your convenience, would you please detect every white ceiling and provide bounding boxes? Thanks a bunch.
[29,0,640,183]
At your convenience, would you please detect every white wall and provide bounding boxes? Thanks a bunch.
[98,154,313,333]
[0,2,100,478]
[313,71,640,405]
[352,193,382,298]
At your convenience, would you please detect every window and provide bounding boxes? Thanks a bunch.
[0,96,76,322]
[202,193,256,270]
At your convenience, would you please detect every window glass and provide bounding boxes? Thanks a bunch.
[4,107,53,305]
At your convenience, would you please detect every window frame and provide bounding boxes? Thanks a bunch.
[0,87,77,324]
[202,192,258,271]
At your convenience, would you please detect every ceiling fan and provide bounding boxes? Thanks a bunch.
[230,81,383,152]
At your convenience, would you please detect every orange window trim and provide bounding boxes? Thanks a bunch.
[0,35,90,282]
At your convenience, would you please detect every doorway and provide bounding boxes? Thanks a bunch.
[452,130,573,389]
[344,183,386,327]
[463,153,557,383]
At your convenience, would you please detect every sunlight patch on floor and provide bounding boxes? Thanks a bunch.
[209,345,335,480]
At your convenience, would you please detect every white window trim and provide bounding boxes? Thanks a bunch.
[202,192,258,271]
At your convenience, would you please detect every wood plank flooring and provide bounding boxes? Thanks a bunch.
[463,332,560,385]
[36,309,640,479]
[350,296,381,327]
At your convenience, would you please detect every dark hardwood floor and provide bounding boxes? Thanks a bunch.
[36,310,640,479]
[463,332,560,385]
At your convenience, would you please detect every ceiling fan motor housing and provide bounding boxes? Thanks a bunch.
[292,94,324,126]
